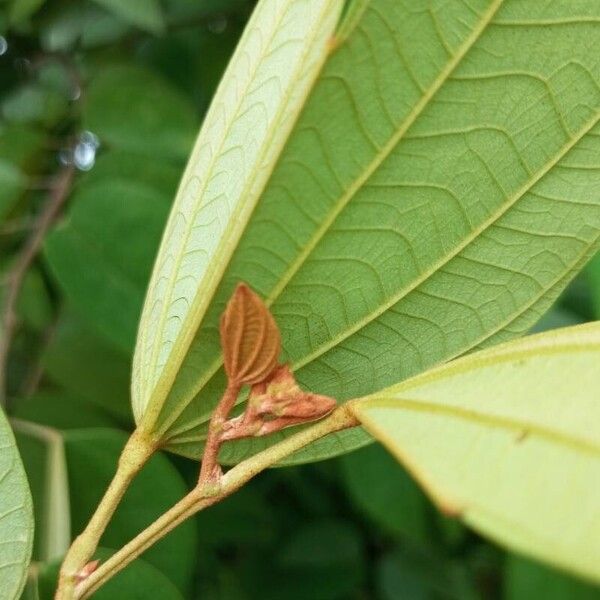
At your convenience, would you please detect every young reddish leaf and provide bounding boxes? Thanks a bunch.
[220,283,280,385]
[221,364,337,440]
[251,364,336,420]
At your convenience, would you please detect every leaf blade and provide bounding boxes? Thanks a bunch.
[139,1,600,464]
[353,321,600,583]
[0,409,34,599]
[132,0,344,429]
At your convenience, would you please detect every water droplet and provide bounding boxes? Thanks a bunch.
[73,130,100,171]
[80,130,100,148]
[0,36,8,57]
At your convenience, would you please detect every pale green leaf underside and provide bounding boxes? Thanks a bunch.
[0,411,34,599]
[353,321,600,584]
[132,0,344,429]
[140,0,600,463]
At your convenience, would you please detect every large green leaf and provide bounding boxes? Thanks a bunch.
[0,159,25,220]
[132,0,344,427]
[273,518,365,599]
[504,555,600,600]
[45,179,170,353]
[340,444,430,545]
[353,321,600,583]
[89,0,164,34]
[0,409,33,599]
[42,312,132,424]
[83,65,197,160]
[135,1,600,464]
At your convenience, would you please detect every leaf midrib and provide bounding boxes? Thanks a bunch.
[264,0,505,305]
[358,396,600,458]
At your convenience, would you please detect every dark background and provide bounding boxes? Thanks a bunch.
[1,1,600,598]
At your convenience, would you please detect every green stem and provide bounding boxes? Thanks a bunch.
[76,403,360,599]
[55,429,156,600]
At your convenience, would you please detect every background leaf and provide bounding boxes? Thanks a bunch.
[139,0,600,466]
[44,180,170,353]
[340,443,431,545]
[272,518,365,600]
[0,408,33,599]
[89,0,165,35]
[377,547,477,600]
[83,65,197,160]
[505,555,600,600]
[353,321,600,583]
[40,312,132,425]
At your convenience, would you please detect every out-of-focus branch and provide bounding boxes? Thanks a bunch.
[0,165,75,407]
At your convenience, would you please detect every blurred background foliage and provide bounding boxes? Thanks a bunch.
[1,0,600,598]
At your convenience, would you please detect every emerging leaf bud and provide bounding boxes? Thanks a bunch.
[75,560,100,584]
[220,283,281,385]
[250,364,337,428]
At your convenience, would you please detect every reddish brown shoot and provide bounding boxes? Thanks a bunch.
[198,283,337,486]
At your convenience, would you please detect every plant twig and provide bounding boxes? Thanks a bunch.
[55,430,157,600]
[0,165,75,407]
[75,403,360,599]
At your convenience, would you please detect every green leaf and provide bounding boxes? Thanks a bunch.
[12,393,117,430]
[0,124,44,168]
[63,428,198,593]
[133,0,600,464]
[17,267,53,333]
[353,321,600,583]
[83,65,197,160]
[89,0,164,34]
[79,150,181,198]
[586,253,600,318]
[505,555,600,600]
[273,519,365,599]
[0,159,25,220]
[8,0,45,25]
[42,312,132,424]
[529,305,584,334]
[340,444,430,544]
[131,0,345,428]
[0,409,33,599]
[39,5,129,51]
[335,0,369,45]
[45,180,170,353]
[12,420,71,563]
[1,83,67,126]
[377,547,477,600]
